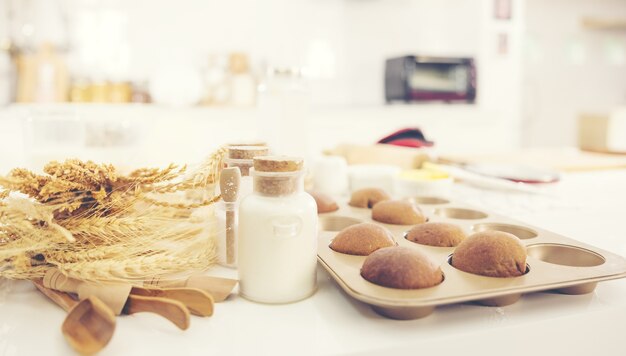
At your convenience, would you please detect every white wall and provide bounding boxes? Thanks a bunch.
[522,0,626,147]
[340,0,482,106]
[19,0,618,152]
[63,0,518,110]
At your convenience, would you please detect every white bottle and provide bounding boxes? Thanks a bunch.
[238,156,317,303]
[228,53,255,107]
[257,67,310,158]
[0,50,12,106]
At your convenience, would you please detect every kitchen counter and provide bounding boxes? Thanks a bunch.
[0,103,517,172]
[2,168,626,356]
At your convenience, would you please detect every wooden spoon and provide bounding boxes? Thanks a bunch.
[143,275,238,302]
[130,286,214,317]
[123,294,190,330]
[33,280,116,356]
[43,269,191,329]
[220,167,241,265]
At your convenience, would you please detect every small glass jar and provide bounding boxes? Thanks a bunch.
[238,156,317,303]
[216,145,269,268]
[109,82,132,103]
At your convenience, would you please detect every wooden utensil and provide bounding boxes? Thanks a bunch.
[143,274,238,302]
[220,167,241,265]
[130,286,214,317]
[44,268,212,316]
[43,269,191,329]
[122,294,190,330]
[33,279,116,356]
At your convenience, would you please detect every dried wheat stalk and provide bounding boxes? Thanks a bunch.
[0,148,225,282]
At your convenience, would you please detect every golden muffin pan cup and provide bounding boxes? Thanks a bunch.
[317,197,626,320]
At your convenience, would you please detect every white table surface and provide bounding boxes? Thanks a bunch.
[2,170,626,356]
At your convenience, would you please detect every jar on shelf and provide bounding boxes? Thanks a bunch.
[228,53,256,107]
[238,156,317,303]
[257,67,311,157]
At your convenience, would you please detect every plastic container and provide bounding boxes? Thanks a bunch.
[394,169,453,199]
[238,156,317,303]
[348,164,401,194]
[311,155,349,197]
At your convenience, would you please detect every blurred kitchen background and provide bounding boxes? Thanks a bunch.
[0,0,625,171]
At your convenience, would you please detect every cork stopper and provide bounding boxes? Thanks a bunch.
[252,156,305,196]
[253,156,304,173]
[229,53,249,74]
[227,146,269,160]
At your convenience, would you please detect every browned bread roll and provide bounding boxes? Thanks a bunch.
[360,246,443,289]
[451,231,527,278]
[348,188,391,208]
[371,200,426,225]
[308,191,339,213]
[406,222,466,247]
[329,223,395,256]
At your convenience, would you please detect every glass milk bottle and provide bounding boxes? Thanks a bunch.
[238,156,317,303]
[216,145,269,268]
[257,67,311,158]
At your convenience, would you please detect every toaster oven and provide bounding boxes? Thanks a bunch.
[385,56,476,103]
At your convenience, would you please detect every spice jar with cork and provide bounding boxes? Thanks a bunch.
[216,145,269,268]
[224,145,269,198]
[238,156,317,303]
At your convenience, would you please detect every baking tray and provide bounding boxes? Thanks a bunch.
[316,196,626,320]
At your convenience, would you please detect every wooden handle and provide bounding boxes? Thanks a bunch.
[143,276,184,288]
[43,269,82,294]
[186,275,238,302]
[130,286,214,317]
[226,210,236,264]
[33,279,77,312]
[123,294,190,330]
[43,268,131,315]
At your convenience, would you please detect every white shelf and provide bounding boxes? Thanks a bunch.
[581,17,626,31]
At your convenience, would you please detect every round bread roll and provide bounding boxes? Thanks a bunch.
[330,223,395,256]
[348,188,391,209]
[406,222,466,247]
[308,191,339,213]
[371,200,426,225]
[451,231,527,278]
[361,246,443,289]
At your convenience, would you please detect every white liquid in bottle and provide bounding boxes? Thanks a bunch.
[238,156,317,303]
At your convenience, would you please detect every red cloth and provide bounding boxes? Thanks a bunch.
[377,128,433,148]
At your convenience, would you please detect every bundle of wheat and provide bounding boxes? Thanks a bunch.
[0,149,225,283]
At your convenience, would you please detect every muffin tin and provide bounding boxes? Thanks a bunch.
[317,197,626,320]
